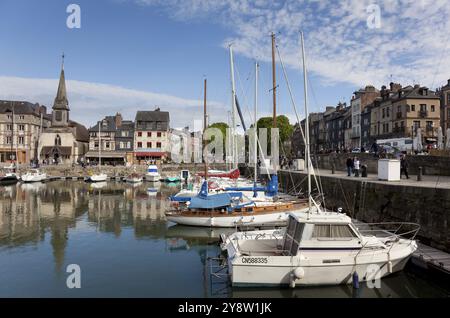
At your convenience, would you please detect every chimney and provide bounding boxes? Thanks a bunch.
[447,79,450,86]
[39,105,47,115]
[115,112,123,128]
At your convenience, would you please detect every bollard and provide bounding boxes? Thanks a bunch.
[417,166,422,181]
[361,165,368,178]
[331,163,335,175]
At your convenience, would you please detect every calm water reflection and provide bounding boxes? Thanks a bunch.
[0,181,448,298]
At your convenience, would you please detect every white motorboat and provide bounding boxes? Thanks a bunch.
[222,212,419,287]
[85,173,108,183]
[0,166,19,184]
[126,173,143,183]
[21,169,47,183]
[146,165,161,182]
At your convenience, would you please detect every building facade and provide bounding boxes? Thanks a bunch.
[437,79,450,131]
[38,62,89,164]
[350,85,380,148]
[86,113,134,165]
[0,101,51,164]
[391,85,441,145]
[134,108,170,163]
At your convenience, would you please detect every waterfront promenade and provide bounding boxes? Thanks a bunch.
[282,169,450,190]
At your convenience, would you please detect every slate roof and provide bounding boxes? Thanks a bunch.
[0,100,47,116]
[135,110,170,131]
[89,116,117,132]
[135,110,170,122]
[392,85,440,101]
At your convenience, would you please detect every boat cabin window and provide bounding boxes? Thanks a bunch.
[312,224,357,240]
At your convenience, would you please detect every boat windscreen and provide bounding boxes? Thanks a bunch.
[282,215,304,256]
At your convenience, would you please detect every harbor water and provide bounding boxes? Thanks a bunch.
[0,180,448,298]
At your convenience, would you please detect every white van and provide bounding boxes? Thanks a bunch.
[376,138,415,153]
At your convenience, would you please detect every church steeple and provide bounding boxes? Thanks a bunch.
[53,53,69,111]
[52,53,70,127]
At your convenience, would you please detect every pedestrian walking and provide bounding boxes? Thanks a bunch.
[353,157,360,177]
[400,155,409,179]
[346,157,354,176]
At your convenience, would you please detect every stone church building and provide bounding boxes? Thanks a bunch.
[38,61,89,164]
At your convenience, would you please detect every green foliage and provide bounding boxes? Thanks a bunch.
[256,115,294,153]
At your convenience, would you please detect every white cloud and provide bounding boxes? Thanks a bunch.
[0,76,227,129]
[132,0,450,89]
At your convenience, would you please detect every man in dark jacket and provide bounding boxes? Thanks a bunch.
[400,155,409,179]
[346,157,354,176]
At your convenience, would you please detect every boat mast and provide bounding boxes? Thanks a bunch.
[254,61,259,195]
[301,32,312,217]
[229,45,237,169]
[203,78,208,180]
[98,121,102,169]
[271,32,277,128]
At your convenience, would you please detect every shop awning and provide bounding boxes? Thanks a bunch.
[134,152,165,157]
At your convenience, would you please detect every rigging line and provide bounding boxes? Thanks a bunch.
[276,43,325,203]
[278,137,299,195]
[234,63,253,129]
[431,29,450,89]
[312,156,327,209]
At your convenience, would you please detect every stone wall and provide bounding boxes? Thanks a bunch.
[16,163,229,178]
[312,153,450,176]
[278,171,450,253]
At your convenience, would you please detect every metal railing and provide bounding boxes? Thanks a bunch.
[356,222,420,241]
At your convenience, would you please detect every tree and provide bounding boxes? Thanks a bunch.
[207,122,229,156]
[256,115,294,154]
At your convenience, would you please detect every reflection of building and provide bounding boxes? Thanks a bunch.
[134,108,170,163]
[38,59,89,164]
[86,113,134,165]
[0,181,87,272]
[0,101,51,164]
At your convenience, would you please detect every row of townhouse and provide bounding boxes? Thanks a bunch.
[292,80,449,155]
[86,108,171,165]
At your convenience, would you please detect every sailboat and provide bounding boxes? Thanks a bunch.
[86,121,107,183]
[166,59,310,227]
[221,32,419,287]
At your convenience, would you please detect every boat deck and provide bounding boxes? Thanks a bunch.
[168,201,308,217]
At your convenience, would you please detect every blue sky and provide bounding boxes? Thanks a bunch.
[1,0,449,129]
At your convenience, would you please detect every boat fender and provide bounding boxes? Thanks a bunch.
[352,272,359,289]
[388,261,393,273]
[289,273,296,289]
[293,267,305,280]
